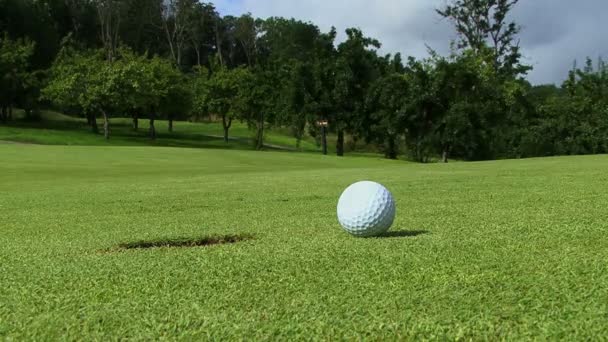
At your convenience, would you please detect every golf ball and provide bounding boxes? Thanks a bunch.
[337,181,396,237]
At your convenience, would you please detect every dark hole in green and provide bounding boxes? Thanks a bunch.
[115,234,252,250]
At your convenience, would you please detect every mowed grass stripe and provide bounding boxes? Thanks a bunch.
[1,145,607,339]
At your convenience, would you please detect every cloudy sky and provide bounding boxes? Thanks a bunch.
[213,0,608,85]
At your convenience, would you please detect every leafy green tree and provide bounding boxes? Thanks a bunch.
[366,73,409,159]
[44,47,136,139]
[43,47,95,131]
[402,57,443,162]
[160,0,193,67]
[162,74,192,133]
[437,0,529,77]
[0,0,62,69]
[232,67,275,150]
[46,0,98,48]
[197,66,251,141]
[307,28,338,150]
[0,33,35,122]
[95,0,129,62]
[258,17,321,63]
[332,28,381,156]
[258,18,330,148]
[521,58,608,157]
[160,0,218,69]
[280,61,316,148]
[234,14,259,67]
[121,54,184,139]
[190,65,210,122]
[120,0,165,56]
[213,15,250,68]
[186,2,216,67]
[431,48,527,161]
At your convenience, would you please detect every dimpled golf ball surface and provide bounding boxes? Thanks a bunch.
[337,181,396,237]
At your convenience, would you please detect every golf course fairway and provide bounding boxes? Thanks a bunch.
[1,144,607,339]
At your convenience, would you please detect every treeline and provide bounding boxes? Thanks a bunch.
[1,0,606,161]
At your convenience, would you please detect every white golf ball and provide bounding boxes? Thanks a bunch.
[337,181,396,237]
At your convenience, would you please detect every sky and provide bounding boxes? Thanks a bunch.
[213,0,608,85]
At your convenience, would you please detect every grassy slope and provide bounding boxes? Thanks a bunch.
[1,145,608,339]
[0,110,325,152]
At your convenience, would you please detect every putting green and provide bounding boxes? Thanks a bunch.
[1,144,607,339]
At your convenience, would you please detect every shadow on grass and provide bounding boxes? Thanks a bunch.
[1,117,301,152]
[379,230,429,238]
[112,234,253,251]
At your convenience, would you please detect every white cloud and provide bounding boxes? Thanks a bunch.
[215,0,608,85]
[235,0,453,57]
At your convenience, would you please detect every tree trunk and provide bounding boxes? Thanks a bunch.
[386,136,398,159]
[177,47,182,68]
[442,145,450,163]
[7,105,12,121]
[96,0,120,63]
[194,46,201,66]
[222,115,232,142]
[163,22,177,64]
[89,113,99,134]
[0,106,6,123]
[415,138,422,163]
[336,130,345,156]
[168,114,173,132]
[295,122,304,149]
[255,113,264,150]
[256,124,264,150]
[215,20,224,67]
[101,109,110,140]
[132,111,139,131]
[321,126,328,155]
[149,111,156,140]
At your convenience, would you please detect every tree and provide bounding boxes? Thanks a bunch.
[161,72,192,133]
[122,54,184,139]
[0,0,62,69]
[186,2,216,67]
[160,0,197,67]
[190,65,209,122]
[0,33,35,122]
[95,0,128,62]
[308,28,338,152]
[332,28,381,156]
[431,48,520,162]
[258,18,329,148]
[196,66,251,142]
[402,57,443,162]
[366,73,409,159]
[44,47,132,139]
[213,15,251,68]
[234,14,259,67]
[44,46,94,131]
[279,61,316,148]
[120,0,165,56]
[62,0,99,45]
[521,58,608,157]
[437,0,529,77]
[233,67,275,150]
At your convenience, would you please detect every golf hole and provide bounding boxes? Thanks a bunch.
[113,234,252,251]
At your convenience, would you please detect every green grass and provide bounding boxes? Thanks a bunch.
[1,144,607,339]
[0,110,324,152]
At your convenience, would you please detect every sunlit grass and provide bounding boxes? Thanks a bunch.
[1,144,607,339]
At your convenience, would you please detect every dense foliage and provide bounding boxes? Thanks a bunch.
[1,0,606,160]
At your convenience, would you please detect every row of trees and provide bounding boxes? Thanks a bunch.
[1,0,607,161]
